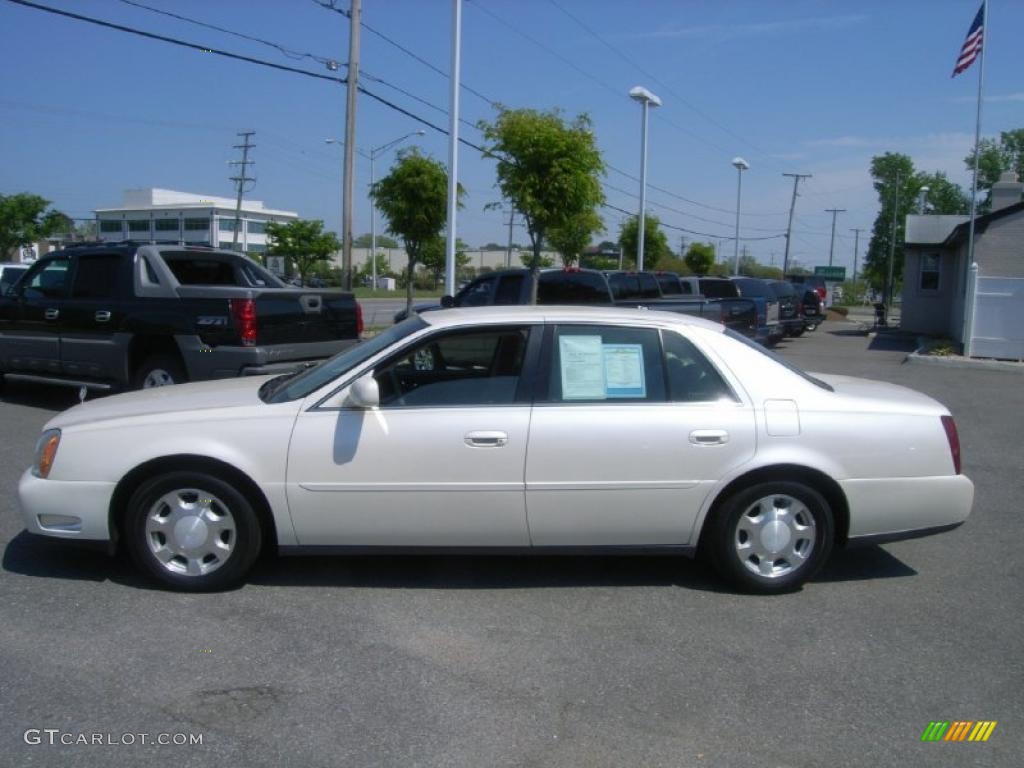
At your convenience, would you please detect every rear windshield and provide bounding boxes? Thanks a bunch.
[162,252,284,288]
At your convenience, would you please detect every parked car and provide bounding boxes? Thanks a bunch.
[19,306,973,593]
[801,289,825,331]
[0,262,29,295]
[788,274,829,306]
[729,277,782,344]
[0,243,362,393]
[396,268,758,337]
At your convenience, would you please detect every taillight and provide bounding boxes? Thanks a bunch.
[229,298,258,347]
[816,286,827,300]
[941,415,961,474]
[355,301,364,336]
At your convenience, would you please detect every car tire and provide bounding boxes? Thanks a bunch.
[789,327,806,338]
[706,480,833,594]
[125,471,262,591]
[805,322,818,332]
[133,354,187,389]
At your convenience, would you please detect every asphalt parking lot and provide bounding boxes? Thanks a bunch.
[1,318,1021,767]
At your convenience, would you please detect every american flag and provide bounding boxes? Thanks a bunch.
[952,4,985,77]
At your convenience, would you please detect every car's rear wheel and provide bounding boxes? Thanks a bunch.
[134,354,186,389]
[125,471,261,591]
[706,481,833,594]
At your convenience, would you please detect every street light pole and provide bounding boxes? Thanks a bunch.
[731,157,749,274]
[629,86,661,271]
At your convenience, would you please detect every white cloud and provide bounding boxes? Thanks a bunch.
[644,14,867,42]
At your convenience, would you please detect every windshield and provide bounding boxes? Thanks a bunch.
[723,328,833,392]
[264,316,427,403]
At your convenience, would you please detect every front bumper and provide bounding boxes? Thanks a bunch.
[841,474,974,541]
[18,469,115,542]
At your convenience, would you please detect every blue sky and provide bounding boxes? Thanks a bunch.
[2,0,1021,273]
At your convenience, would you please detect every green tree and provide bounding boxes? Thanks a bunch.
[0,193,69,259]
[354,232,399,249]
[548,209,603,266]
[420,237,471,287]
[371,149,463,312]
[684,242,715,275]
[265,219,340,287]
[355,252,394,285]
[964,128,1024,208]
[862,153,916,297]
[478,107,605,298]
[518,251,554,268]
[918,171,969,215]
[618,214,671,269]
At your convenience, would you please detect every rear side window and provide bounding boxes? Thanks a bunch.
[72,255,122,299]
[537,272,609,304]
[657,274,681,295]
[493,274,524,304]
[607,273,636,300]
[546,325,666,403]
[699,279,738,298]
[637,273,661,298]
[663,330,735,402]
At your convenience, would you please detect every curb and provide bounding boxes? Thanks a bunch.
[905,349,1024,373]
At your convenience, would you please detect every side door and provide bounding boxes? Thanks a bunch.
[60,251,129,382]
[524,323,756,546]
[0,255,71,375]
[286,323,541,546]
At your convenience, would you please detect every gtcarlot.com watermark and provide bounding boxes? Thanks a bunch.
[24,729,203,746]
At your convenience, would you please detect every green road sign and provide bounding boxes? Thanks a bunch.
[814,266,847,280]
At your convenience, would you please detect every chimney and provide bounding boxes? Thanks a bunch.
[990,170,1023,212]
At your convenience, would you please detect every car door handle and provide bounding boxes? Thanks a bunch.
[464,431,509,448]
[689,429,729,446]
[94,310,112,322]
[44,308,59,321]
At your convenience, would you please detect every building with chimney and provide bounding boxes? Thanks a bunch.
[902,171,1024,358]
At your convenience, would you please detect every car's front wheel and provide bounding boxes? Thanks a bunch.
[706,481,833,594]
[125,471,262,591]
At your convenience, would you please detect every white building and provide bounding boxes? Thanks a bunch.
[94,188,298,257]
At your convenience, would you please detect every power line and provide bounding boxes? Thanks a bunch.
[5,0,346,83]
[601,202,784,242]
[605,164,787,217]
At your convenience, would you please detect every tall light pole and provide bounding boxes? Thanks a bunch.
[445,0,463,297]
[341,0,361,291]
[850,228,862,283]
[629,86,661,271]
[731,157,749,274]
[825,208,845,267]
[886,171,901,324]
[329,130,424,289]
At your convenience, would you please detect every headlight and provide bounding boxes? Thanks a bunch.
[31,429,61,478]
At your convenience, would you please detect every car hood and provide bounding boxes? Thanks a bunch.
[46,376,276,430]
[810,373,948,415]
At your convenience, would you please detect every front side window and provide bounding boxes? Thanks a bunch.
[23,257,71,299]
[457,276,496,307]
[546,325,666,403]
[374,326,530,407]
[920,253,940,291]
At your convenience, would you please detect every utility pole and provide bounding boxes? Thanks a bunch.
[341,0,361,290]
[850,228,862,282]
[505,206,515,268]
[782,172,811,277]
[228,131,255,251]
[825,208,846,267]
[886,172,901,324]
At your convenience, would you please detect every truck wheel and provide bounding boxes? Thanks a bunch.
[134,355,186,389]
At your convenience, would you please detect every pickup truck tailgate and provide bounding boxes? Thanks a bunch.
[254,290,359,344]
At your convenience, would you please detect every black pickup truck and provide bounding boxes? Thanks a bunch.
[0,243,362,392]
[396,268,757,337]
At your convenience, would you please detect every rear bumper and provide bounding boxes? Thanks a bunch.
[178,336,359,380]
[841,475,974,540]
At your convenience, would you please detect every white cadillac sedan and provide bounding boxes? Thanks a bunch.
[17,306,973,593]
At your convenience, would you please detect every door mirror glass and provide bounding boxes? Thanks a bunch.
[440,294,455,308]
[346,373,380,409]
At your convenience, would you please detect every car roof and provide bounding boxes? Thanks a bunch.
[419,304,727,333]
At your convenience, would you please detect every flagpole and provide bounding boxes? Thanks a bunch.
[963,0,987,357]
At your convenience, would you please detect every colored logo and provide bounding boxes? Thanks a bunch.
[921,721,997,742]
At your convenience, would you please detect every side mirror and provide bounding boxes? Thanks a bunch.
[440,295,455,308]
[346,373,380,409]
